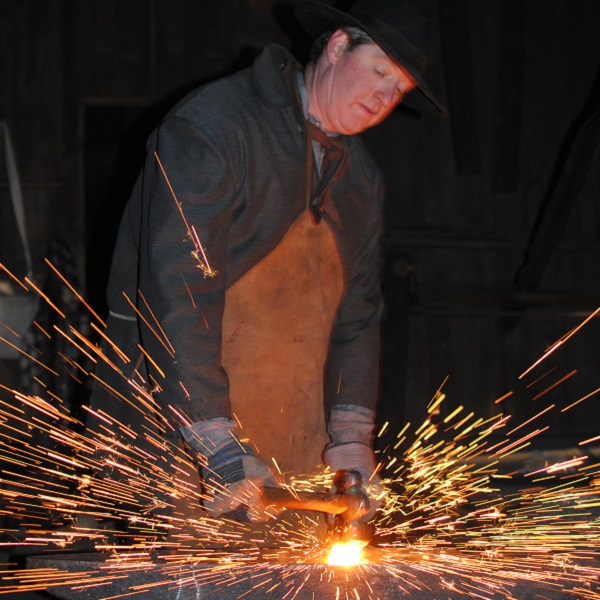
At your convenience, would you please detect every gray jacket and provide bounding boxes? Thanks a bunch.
[104,44,385,425]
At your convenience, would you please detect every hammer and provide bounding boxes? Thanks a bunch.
[261,469,373,543]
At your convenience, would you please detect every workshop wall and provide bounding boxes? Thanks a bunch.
[1,0,600,450]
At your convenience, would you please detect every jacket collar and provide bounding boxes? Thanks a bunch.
[252,44,302,110]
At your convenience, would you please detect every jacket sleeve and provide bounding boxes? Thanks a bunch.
[324,170,384,414]
[134,114,241,424]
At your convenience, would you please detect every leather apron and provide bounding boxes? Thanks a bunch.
[221,210,344,477]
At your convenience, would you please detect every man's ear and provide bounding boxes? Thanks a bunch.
[326,29,350,64]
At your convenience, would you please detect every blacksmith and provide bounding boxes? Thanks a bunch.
[92,0,444,524]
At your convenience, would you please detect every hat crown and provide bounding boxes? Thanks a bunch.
[347,0,431,50]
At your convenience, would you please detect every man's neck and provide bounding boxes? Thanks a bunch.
[302,62,335,134]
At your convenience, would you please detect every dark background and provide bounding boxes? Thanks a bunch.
[1,0,600,453]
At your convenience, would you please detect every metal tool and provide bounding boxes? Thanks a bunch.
[261,469,373,543]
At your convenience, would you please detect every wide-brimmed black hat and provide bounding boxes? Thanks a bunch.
[295,0,446,115]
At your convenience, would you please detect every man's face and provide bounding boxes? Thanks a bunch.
[315,31,417,135]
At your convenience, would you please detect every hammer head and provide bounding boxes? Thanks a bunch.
[330,469,374,544]
[260,469,375,544]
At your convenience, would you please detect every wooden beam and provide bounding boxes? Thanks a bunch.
[497,67,600,334]
[515,104,600,290]
[490,0,527,194]
[439,0,482,176]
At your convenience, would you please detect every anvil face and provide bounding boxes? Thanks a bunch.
[27,549,597,600]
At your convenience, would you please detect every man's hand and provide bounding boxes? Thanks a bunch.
[323,405,386,521]
[181,418,281,522]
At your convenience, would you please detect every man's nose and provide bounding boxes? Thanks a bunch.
[375,84,398,107]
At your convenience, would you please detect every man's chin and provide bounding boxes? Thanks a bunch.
[338,120,372,136]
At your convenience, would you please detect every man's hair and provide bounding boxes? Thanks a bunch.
[309,26,374,63]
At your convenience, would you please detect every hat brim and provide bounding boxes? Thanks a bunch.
[295,1,446,115]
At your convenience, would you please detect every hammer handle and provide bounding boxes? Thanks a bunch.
[261,487,348,515]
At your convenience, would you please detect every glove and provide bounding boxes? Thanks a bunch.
[180,418,280,522]
[323,405,386,521]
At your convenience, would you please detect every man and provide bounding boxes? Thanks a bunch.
[91,0,444,524]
